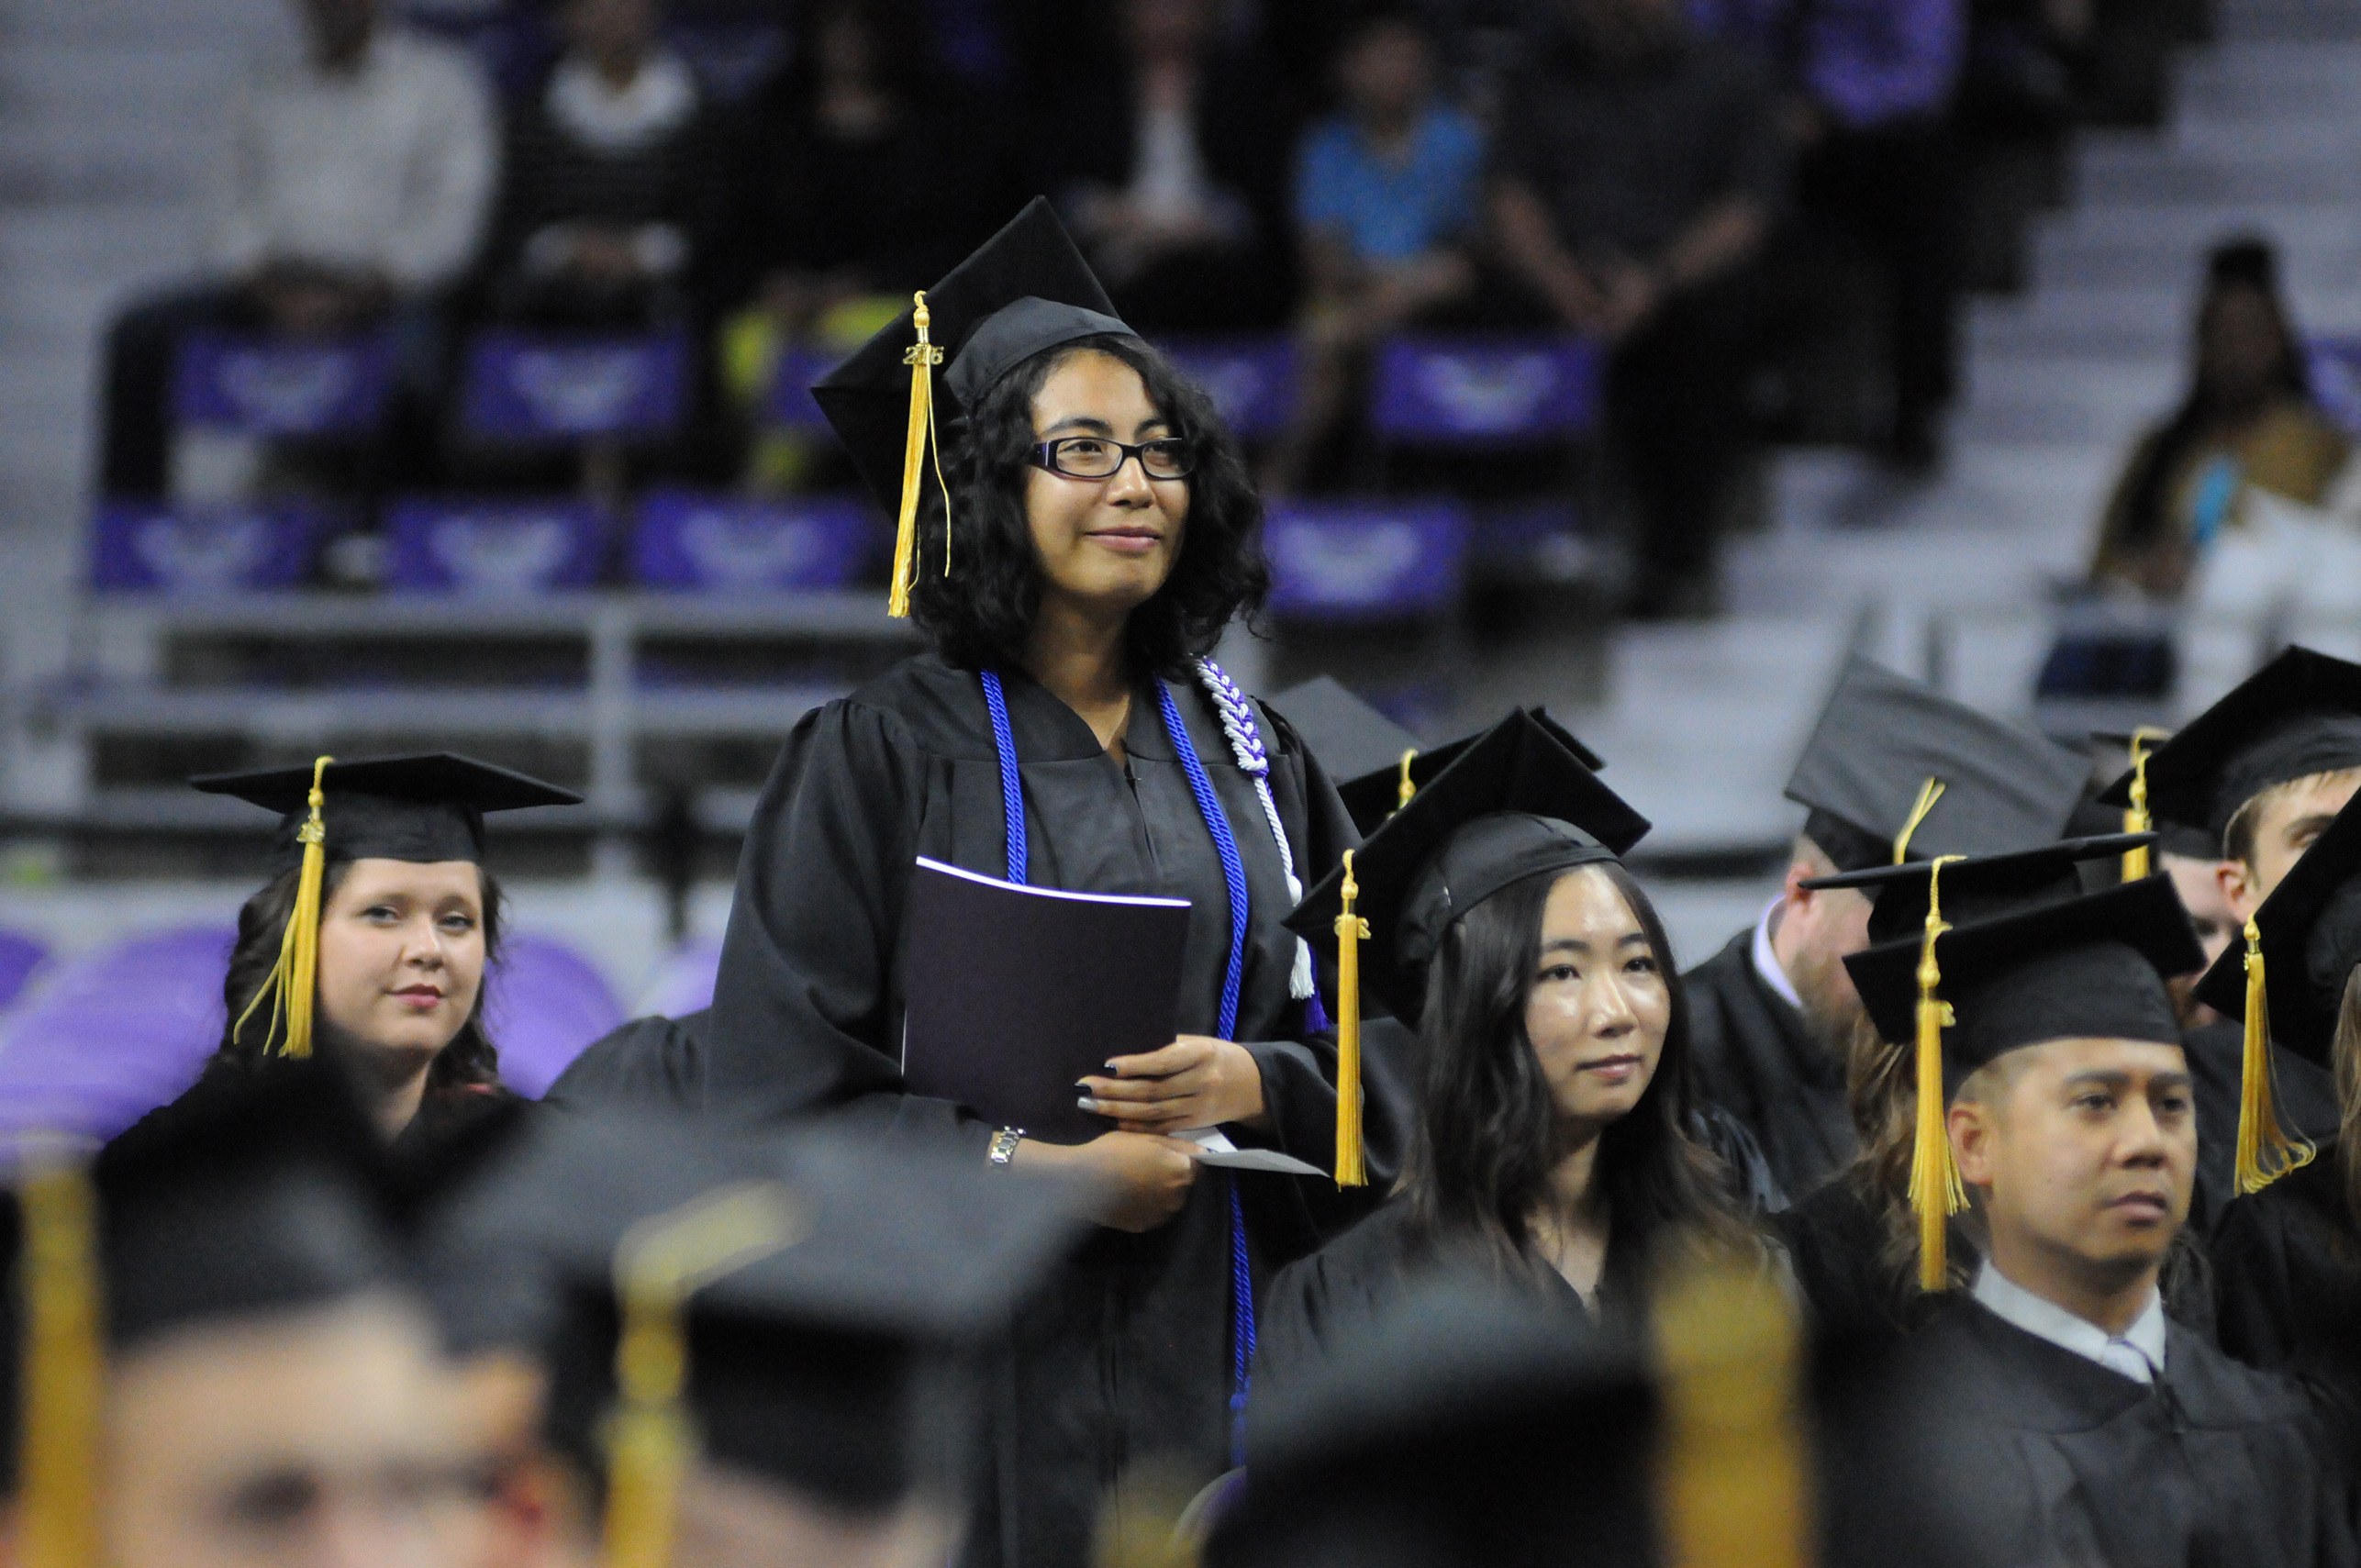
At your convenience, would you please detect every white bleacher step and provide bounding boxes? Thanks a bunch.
[2074,147,2361,206]
[2172,117,2361,161]
[0,0,292,50]
[2030,229,2361,292]
[2040,202,2361,250]
[0,47,239,128]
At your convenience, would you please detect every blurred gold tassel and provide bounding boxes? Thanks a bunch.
[887,293,948,618]
[1890,776,1945,864]
[1910,856,1967,1291]
[1654,1251,1812,1568]
[2234,916,2314,1195]
[1331,851,1370,1188]
[230,755,332,1059]
[2120,727,2168,883]
[18,1151,105,1568]
[602,1182,805,1568]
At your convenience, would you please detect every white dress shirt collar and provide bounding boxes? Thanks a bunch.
[1972,1262,2167,1385]
[1751,896,1804,1011]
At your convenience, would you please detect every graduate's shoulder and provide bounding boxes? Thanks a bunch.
[804,651,997,762]
[541,1009,711,1114]
[2162,1320,2328,1429]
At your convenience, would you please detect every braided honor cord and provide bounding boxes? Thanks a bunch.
[1190,657,1317,1002]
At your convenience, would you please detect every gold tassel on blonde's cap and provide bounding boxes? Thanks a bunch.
[1890,775,1946,864]
[886,293,949,618]
[1909,855,1967,1291]
[2234,915,2315,1195]
[230,754,333,1060]
[1331,851,1371,1189]
[17,1145,105,1568]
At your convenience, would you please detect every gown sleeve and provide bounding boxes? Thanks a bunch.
[702,698,990,1151]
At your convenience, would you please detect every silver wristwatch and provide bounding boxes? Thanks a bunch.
[987,1127,1025,1167]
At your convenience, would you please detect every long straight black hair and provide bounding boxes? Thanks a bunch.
[1398,861,1761,1288]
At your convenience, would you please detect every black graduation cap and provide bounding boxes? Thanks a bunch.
[1784,659,2091,873]
[1208,1280,1657,1568]
[1805,832,2156,948]
[192,751,582,877]
[1333,706,1609,840]
[2096,646,2361,841]
[1267,677,1422,800]
[1287,708,1649,1024]
[812,196,1130,519]
[2192,788,2361,1063]
[445,1110,1086,1515]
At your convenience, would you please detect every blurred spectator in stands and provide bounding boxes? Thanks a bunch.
[1041,0,1297,331]
[481,0,727,328]
[97,0,494,499]
[1492,0,1784,618]
[1264,7,1482,494]
[1696,0,1965,473]
[2089,239,2348,599]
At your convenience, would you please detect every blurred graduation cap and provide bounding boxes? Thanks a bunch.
[812,197,1133,616]
[1287,709,1647,1185]
[1833,847,2201,1287]
[1785,659,2091,873]
[2096,646,2361,843]
[2195,788,2361,1070]
[189,752,580,1061]
[447,1110,1086,1523]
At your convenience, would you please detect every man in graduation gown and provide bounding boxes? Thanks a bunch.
[1685,658,2090,1201]
[1840,851,2358,1566]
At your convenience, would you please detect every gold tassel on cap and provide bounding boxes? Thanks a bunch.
[1331,851,1370,1189]
[2121,727,2169,883]
[2233,916,2315,1195]
[1910,855,1967,1292]
[1890,775,1946,864]
[1654,1252,1812,1568]
[1393,750,1419,817]
[603,1182,805,1568]
[17,1148,105,1568]
[230,754,333,1060]
[887,293,949,618]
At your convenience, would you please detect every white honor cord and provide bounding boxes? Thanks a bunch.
[1192,657,1316,1001]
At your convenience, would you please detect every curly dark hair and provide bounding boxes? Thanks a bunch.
[1399,861,1764,1296]
[908,333,1270,678]
[216,858,506,1094]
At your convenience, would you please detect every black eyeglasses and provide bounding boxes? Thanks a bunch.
[1028,435,1195,482]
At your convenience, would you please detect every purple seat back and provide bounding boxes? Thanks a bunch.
[462,328,688,440]
[768,346,842,431]
[1372,335,1600,444]
[634,936,721,1020]
[0,930,47,1013]
[90,502,327,595]
[484,935,624,1098]
[173,329,395,436]
[1265,501,1468,622]
[384,497,606,595]
[632,492,872,592]
[0,927,233,1139]
[1158,336,1298,439]
[2306,338,2361,436]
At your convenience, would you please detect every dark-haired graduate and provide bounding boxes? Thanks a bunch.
[681,201,1405,1568]
[1253,711,1776,1396]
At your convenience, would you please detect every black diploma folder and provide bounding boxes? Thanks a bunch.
[902,856,1192,1141]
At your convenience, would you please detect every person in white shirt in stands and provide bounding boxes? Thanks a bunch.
[97,0,494,499]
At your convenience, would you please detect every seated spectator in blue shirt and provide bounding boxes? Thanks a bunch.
[1269,7,1482,492]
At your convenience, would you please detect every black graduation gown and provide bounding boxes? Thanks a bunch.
[1776,1173,1950,1349]
[699,652,1409,1568]
[2212,1140,2361,1439]
[1684,927,1854,1202]
[2186,1017,2343,1229]
[1911,1296,2359,1568]
[542,1009,713,1112]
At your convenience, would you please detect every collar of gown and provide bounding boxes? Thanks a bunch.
[1972,1261,2167,1385]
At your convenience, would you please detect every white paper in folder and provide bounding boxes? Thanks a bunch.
[1178,1127,1327,1177]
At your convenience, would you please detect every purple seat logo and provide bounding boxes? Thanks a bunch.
[463,329,687,439]
[1158,337,1298,438]
[173,330,393,436]
[91,503,323,594]
[1374,336,1599,442]
[385,499,604,595]
[1265,502,1467,619]
[633,492,869,591]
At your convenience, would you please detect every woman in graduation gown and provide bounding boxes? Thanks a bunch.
[696,201,1403,1568]
[1254,712,1775,1394]
[2206,792,2361,1440]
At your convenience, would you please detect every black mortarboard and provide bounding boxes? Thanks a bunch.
[1287,708,1649,1023]
[812,197,1130,519]
[1268,677,1421,800]
[1805,833,2157,947]
[1331,706,1609,839]
[1785,659,2090,873]
[445,1110,1084,1515]
[1208,1280,1657,1568]
[193,751,581,877]
[2096,647,2361,842]
[2193,789,2361,1064]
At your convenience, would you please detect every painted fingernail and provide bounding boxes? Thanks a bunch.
[1075,1080,1093,1092]
[1105,1061,1121,1073]
[1077,1097,1102,1113]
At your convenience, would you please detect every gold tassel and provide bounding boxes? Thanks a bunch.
[2233,916,2316,1195]
[2120,727,2168,883]
[230,754,333,1059]
[603,1183,805,1568]
[887,293,948,618]
[1393,749,1419,816]
[1890,775,1946,864]
[1331,851,1370,1189]
[17,1151,105,1568]
[1910,856,1967,1292]
[1654,1251,1812,1568]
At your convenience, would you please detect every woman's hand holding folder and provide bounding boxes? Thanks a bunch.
[1075,1036,1272,1133]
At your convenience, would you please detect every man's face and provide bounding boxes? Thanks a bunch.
[1952,1039,2194,1291]
[106,1295,488,1568]
[2222,768,2361,918]
[1776,866,1871,1056]
[2162,851,2236,1027]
